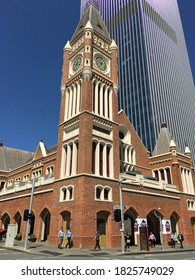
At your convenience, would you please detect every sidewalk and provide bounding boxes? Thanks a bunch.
[1,240,195,257]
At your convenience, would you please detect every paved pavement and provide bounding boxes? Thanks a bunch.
[1,240,195,258]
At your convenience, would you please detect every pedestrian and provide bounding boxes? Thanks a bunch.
[58,227,64,249]
[94,230,101,250]
[170,232,175,248]
[177,232,184,248]
[148,232,156,248]
[65,228,72,249]
[125,232,131,251]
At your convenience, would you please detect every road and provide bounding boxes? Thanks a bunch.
[0,247,195,260]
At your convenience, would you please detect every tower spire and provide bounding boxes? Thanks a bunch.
[83,0,99,13]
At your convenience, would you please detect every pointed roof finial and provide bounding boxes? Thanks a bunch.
[64,40,71,51]
[84,20,93,31]
[185,143,191,157]
[110,39,118,50]
[161,122,167,128]
[169,137,176,149]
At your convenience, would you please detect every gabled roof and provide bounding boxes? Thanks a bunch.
[0,145,34,171]
[33,141,57,160]
[71,4,111,42]
[152,123,182,156]
[33,140,47,160]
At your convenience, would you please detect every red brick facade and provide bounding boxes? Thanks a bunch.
[0,4,195,248]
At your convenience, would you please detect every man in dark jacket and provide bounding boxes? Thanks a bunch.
[177,232,184,248]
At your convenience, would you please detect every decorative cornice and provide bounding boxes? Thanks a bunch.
[93,73,112,85]
[149,158,172,165]
[93,116,113,128]
[66,74,82,87]
[63,117,80,129]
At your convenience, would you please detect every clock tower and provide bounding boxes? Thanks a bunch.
[52,3,120,248]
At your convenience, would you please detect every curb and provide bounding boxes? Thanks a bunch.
[1,241,195,257]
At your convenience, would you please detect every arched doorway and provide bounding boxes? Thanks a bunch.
[124,207,138,245]
[190,217,195,239]
[170,212,179,235]
[1,213,10,229]
[14,212,22,234]
[60,211,71,246]
[40,208,51,241]
[147,210,162,244]
[96,211,110,248]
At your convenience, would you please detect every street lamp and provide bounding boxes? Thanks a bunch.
[154,208,164,251]
[119,174,126,253]
[24,176,35,250]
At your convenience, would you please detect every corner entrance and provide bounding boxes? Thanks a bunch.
[96,211,109,248]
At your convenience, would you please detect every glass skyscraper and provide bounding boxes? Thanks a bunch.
[81,0,195,163]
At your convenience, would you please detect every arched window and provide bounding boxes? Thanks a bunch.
[92,79,112,120]
[61,140,79,178]
[65,80,82,120]
[119,125,135,172]
[0,181,5,191]
[152,167,172,185]
[92,140,113,178]
[96,187,102,199]
[95,185,112,201]
[60,186,74,202]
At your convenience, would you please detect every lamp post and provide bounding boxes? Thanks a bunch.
[24,176,35,250]
[154,208,164,251]
[119,174,126,253]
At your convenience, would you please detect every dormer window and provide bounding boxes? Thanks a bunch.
[0,181,5,191]
[97,22,103,30]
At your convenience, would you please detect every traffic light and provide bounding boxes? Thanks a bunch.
[28,212,32,219]
[114,209,121,222]
[23,209,33,221]
[23,209,29,221]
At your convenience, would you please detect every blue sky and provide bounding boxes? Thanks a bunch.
[0,0,194,153]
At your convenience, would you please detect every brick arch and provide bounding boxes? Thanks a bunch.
[125,207,139,218]
[40,208,51,242]
[190,217,195,240]
[1,212,10,229]
[149,209,164,219]
[13,211,22,234]
[147,210,163,244]
[170,211,180,220]
[124,207,139,245]
[59,211,71,247]
[96,210,110,248]
[39,207,51,218]
[170,211,180,235]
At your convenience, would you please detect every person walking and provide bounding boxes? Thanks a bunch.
[58,227,64,249]
[125,232,131,251]
[170,232,175,248]
[94,230,101,250]
[177,232,184,248]
[148,232,156,248]
[65,228,72,249]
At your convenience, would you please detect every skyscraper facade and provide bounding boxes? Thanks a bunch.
[81,0,195,162]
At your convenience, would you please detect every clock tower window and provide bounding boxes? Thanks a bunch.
[92,79,112,120]
[65,81,82,121]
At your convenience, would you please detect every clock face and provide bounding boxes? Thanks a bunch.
[95,56,107,71]
[72,57,82,72]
